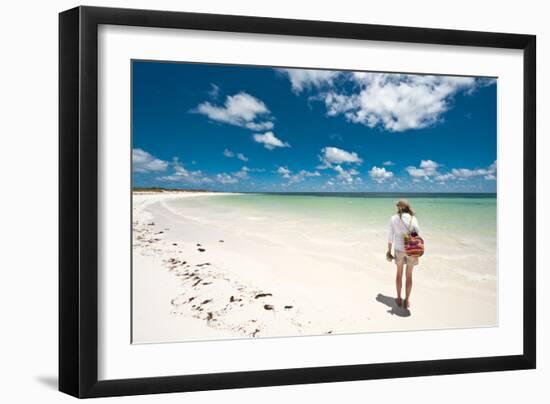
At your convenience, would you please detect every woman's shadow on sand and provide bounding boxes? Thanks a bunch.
[376,293,411,317]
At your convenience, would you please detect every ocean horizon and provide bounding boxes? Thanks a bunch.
[133,188,496,198]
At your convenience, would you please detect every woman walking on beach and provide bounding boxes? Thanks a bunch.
[386,199,420,309]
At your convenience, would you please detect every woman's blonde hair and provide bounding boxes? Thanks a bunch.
[396,199,414,217]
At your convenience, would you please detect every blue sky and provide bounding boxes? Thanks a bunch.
[132,60,497,192]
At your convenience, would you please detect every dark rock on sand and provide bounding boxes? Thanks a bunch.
[198,248,206,252]
[264,304,274,310]
[229,296,236,302]
[201,299,212,305]
[219,240,224,243]
[284,305,293,309]
[255,293,273,299]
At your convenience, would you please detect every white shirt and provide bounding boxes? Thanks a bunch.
[388,213,420,252]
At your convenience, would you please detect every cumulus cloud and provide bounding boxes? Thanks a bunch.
[219,166,263,182]
[333,165,361,184]
[253,131,290,150]
[132,148,169,173]
[369,166,394,183]
[406,159,442,179]
[244,121,275,131]
[276,166,291,177]
[281,69,484,132]
[407,160,497,183]
[279,68,492,132]
[193,92,273,131]
[327,74,479,131]
[233,166,251,180]
[278,68,339,94]
[158,160,212,184]
[451,162,497,180]
[434,173,456,183]
[319,146,363,168]
[317,147,363,184]
[223,149,248,162]
[216,173,239,184]
[276,166,320,183]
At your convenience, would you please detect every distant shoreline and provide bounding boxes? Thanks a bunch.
[133,187,218,193]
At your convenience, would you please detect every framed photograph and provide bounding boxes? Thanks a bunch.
[59,6,536,398]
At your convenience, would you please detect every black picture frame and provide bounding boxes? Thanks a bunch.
[59,5,536,398]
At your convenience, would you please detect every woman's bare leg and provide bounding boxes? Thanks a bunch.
[395,262,404,306]
[404,264,414,308]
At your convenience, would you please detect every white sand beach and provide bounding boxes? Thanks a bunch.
[132,191,497,344]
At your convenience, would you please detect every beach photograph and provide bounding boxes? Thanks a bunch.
[131,61,497,344]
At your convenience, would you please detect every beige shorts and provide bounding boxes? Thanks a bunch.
[394,250,419,266]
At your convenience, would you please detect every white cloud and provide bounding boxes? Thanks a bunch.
[233,167,250,180]
[208,83,220,99]
[158,161,212,184]
[193,92,273,131]
[276,166,291,178]
[223,149,248,162]
[276,166,320,184]
[317,147,363,184]
[216,173,239,184]
[291,170,320,183]
[452,167,493,180]
[244,121,274,131]
[333,165,360,184]
[449,160,496,181]
[434,173,456,183]
[369,166,394,183]
[279,68,339,93]
[132,148,169,173]
[253,131,290,150]
[382,160,395,166]
[280,69,490,132]
[319,146,362,167]
[409,160,497,183]
[321,73,480,132]
[406,159,442,178]
[451,168,487,179]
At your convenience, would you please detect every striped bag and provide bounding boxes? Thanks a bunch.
[401,216,425,257]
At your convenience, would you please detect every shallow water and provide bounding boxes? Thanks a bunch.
[167,193,497,294]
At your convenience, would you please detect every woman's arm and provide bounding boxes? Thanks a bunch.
[413,217,420,234]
